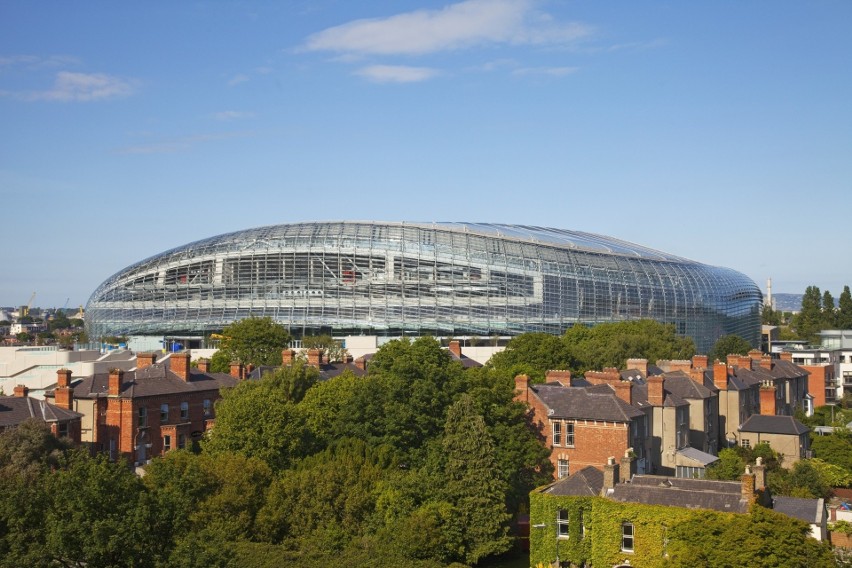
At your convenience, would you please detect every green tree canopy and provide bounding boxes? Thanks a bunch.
[301,334,348,362]
[839,285,852,329]
[216,317,292,368]
[708,334,753,364]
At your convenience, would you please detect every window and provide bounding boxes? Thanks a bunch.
[163,435,171,452]
[178,434,186,449]
[566,422,575,447]
[621,523,634,552]
[138,407,147,428]
[203,399,212,417]
[180,401,189,421]
[557,509,569,538]
[57,422,68,438]
[741,438,751,449]
[558,458,570,479]
[552,421,562,446]
[160,404,169,423]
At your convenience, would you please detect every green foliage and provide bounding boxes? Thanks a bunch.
[217,317,292,367]
[437,394,513,564]
[0,418,71,474]
[811,430,852,472]
[769,459,834,499]
[708,334,753,363]
[489,320,695,380]
[301,334,348,362]
[209,348,231,373]
[839,285,852,329]
[705,447,746,480]
[201,364,318,469]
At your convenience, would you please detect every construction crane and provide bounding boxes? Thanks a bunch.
[22,292,36,318]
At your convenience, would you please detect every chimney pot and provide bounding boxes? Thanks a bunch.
[56,368,72,388]
[13,384,29,398]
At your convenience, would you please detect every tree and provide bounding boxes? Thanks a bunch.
[216,317,292,368]
[823,290,837,328]
[708,334,753,364]
[488,332,573,382]
[762,304,781,326]
[201,364,318,469]
[839,285,852,329]
[705,448,746,480]
[810,431,852,472]
[436,394,512,564]
[793,285,823,343]
[301,334,348,362]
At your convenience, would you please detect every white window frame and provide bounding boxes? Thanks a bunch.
[557,509,569,538]
[558,458,570,479]
[552,420,562,446]
[566,422,575,447]
[621,522,634,552]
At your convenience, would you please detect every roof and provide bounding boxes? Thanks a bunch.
[772,496,824,525]
[65,363,239,399]
[448,350,483,368]
[248,362,366,381]
[609,475,751,513]
[662,372,715,400]
[739,415,809,436]
[0,396,83,428]
[677,447,720,466]
[541,466,604,496]
[531,383,645,422]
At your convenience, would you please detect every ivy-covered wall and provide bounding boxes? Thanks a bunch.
[529,491,738,568]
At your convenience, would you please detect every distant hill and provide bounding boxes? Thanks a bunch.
[771,293,802,313]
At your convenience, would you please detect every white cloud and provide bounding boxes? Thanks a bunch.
[303,0,592,56]
[228,73,250,86]
[213,110,255,121]
[355,65,440,83]
[512,65,578,76]
[22,71,136,102]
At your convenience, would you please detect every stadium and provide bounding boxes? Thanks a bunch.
[85,222,762,353]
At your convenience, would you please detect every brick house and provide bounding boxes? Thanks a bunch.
[530,457,827,567]
[514,372,649,480]
[0,384,82,443]
[45,352,238,465]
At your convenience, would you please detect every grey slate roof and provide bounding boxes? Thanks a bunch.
[609,475,750,513]
[542,466,604,496]
[0,396,83,428]
[663,372,715,400]
[248,362,366,381]
[66,363,239,399]
[772,496,823,525]
[677,447,720,466]
[531,383,644,422]
[739,415,809,435]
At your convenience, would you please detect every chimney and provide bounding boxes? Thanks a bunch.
[669,360,691,373]
[620,449,634,484]
[56,368,72,388]
[170,352,191,381]
[307,349,322,368]
[689,368,706,386]
[780,351,793,362]
[322,353,329,365]
[759,386,777,415]
[54,369,73,410]
[748,349,763,363]
[692,355,708,370]
[732,354,752,370]
[448,340,461,359]
[246,363,255,376]
[282,349,295,366]
[545,370,571,386]
[585,368,621,386]
[137,352,156,370]
[713,360,728,390]
[613,381,633,405]
[108,369,124,396]
[343,353,353,364]
[229,362,244,380]
[602,456,618,495]
[13,384,29,398]
[197,359,210,373]
[741,466,756,504]
[753,457,766,491]
[759,355,772,370]
[354,356,367,372]
[514,374,530,403]
[626,358,648,376]
[647,375,664,406]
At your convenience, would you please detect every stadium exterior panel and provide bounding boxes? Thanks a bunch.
[85,222,762,353]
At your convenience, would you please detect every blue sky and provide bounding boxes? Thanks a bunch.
[1,1,850,309]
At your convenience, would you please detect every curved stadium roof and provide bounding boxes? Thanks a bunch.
[86,221,762,353]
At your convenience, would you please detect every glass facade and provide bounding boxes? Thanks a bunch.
[85,222,761,353]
